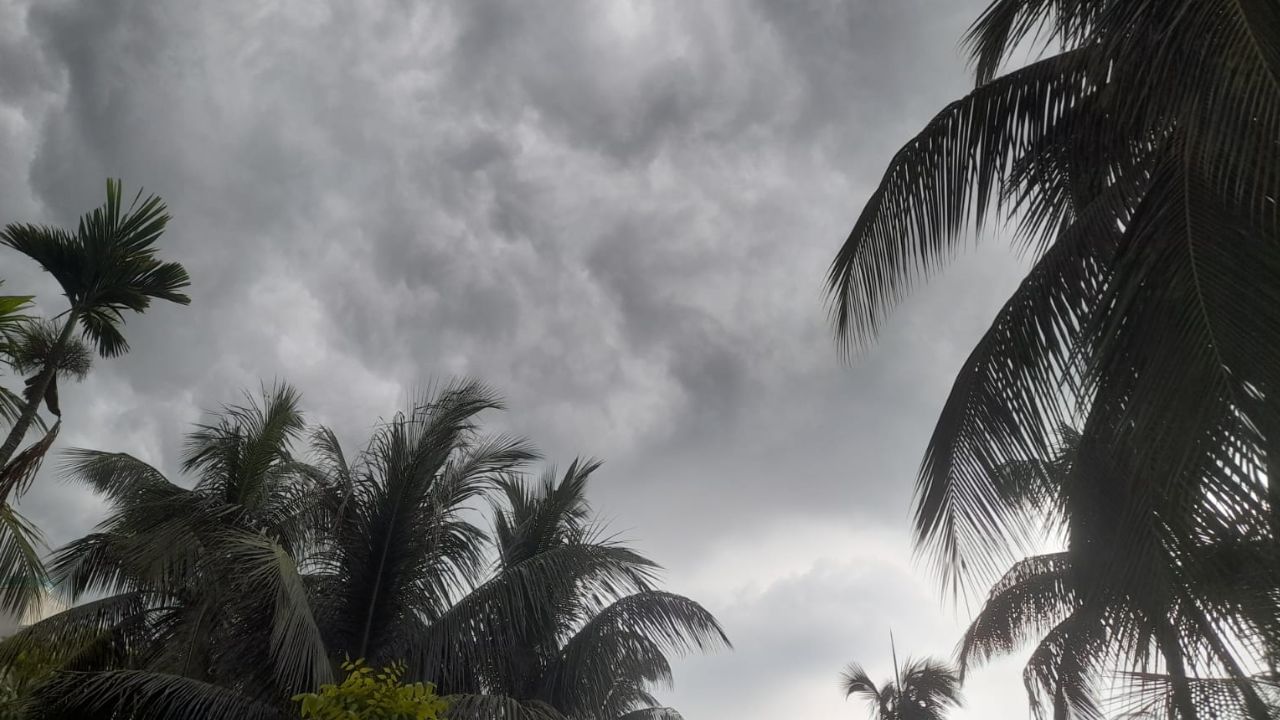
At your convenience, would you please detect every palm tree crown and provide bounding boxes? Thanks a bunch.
[842,657,962,720]
[0,179,190,484]
[0,381,728,720]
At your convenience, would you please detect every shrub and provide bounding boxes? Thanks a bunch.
[293,659,448,720]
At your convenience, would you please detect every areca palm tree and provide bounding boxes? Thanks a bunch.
[0,179,191,474]
[0,381,726,720]
[842,656,962,720]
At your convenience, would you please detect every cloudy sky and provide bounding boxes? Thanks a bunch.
[0,0,1045,717]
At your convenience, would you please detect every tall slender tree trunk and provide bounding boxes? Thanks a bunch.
[1155,617,1199,720]
[0,310,77,470]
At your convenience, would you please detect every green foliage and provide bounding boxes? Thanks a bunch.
[0,382,726,720]
[0,178,191,358]
[293,660,448,720]
[0,648,57,719]
[0,284,35,427]
[0,178,192,486]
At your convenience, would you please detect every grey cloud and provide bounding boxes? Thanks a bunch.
[0,0,1037,716]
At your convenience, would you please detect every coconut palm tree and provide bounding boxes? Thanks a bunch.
[1,384,322,697]
[825,9,1280,717]
[0,381,726,720]
[842,656,962,720]
[826,0,1280,602]
[0,179,190,473]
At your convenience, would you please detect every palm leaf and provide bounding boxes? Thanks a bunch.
[964,0,1105,84]
[959,553,1074,675]
[543,591,728,714]
[0,422,60,503]
[0,179,190,358]
[0,591,153,673]
[1108,671,1280,720]
[413,542,659,690]
[616,708,684,720]
[443,693,565,720]
[25,670,285,720]
[827,47,1100,351]
[840,662,881,703]
[0,505,49,618]
[220,531,333,691]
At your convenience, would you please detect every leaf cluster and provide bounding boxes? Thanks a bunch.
[293,659,448,720]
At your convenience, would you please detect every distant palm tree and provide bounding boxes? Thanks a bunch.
[0,179,190,474]
[0,381,726,720]
[0,321,94,503]
[4,321,91,424]
[842,656,962,720]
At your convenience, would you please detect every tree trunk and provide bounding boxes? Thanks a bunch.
[0,310,77,470]
[1156,617,1199,720]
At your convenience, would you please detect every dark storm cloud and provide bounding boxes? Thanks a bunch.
[0,0,1037,716]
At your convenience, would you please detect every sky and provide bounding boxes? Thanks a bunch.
[0,0,1042,717]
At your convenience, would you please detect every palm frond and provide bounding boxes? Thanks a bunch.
[1108,671,1280,720]
[318,381,515,661]
[898,657,964,714]
[0,422,60,502]
[0,505,49,618]
[616,707,684,720]
[959,553,1074,675]
[913,216,1115,591]
[964,0,1104,84]
[1,179,190,358]
[413,542,659,690]
[0,388,44,432]
[443,693,565,720]
[827,47,1100,351]
[0,591,153,672]
[6,320,92,381]
[496,458,602,567]
[60,448,176,505]
[841,662,881,702]
[26,670,284,720]
[544,591,729,714]
[184,383,305,510]
[220,531,333,691]
[1022,612,1106,720]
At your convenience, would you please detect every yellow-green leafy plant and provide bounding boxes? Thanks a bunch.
[293,659,448,720]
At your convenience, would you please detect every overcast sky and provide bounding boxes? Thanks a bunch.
[0,0,1045,717]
